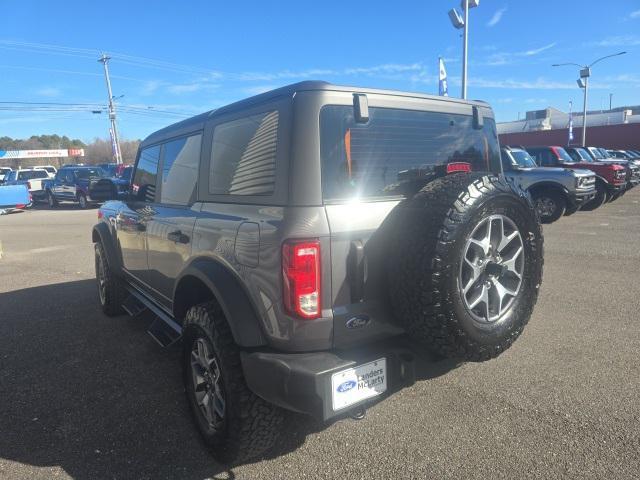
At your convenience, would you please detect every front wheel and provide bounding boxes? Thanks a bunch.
[533,190,566,224]
[581,183,607,211]
[47,191,58,209]
[94,242,125,316]
[78,192,88,209]
[183,302,284,465]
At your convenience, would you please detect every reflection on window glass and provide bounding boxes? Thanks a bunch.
[161,134,201,205]
[209,111,278,195]
[132,145,160,202]
[320,106,500,200]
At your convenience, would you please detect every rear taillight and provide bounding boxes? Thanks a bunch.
[97,210,104,220]
[446,162,472,174]
[282,239,321,319]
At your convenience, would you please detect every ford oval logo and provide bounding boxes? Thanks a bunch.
[337,380,357,393]
[346,315,370,329]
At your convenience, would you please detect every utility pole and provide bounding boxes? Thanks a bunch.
[609,93,613,111]
[98,53,122,164]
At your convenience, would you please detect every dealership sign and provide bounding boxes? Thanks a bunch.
[0,149,85,159]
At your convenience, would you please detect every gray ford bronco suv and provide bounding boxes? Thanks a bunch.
[92,81,544,464]
[501,146,596,223]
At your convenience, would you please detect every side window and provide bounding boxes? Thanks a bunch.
[540,151,553,166]
[132,145,160,202]
[65,171,75,183]
[160,134,202,205]
[209,110,279,195]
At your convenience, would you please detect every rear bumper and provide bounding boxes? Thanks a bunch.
[241,337,417,421]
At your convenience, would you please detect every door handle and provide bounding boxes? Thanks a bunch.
[168,230,189,244]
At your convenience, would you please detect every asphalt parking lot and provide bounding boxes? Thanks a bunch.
[1,192,639,480]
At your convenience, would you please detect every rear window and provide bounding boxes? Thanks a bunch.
[74,168,105,179]
[17,170,49,180]
[320,106,501,201]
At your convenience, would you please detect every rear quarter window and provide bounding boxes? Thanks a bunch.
[319,105,500,201]
[209,110,278,196]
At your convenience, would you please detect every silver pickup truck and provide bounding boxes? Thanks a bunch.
[501,147,596,223]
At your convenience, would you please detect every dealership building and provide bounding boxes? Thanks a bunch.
[498,106,640,149]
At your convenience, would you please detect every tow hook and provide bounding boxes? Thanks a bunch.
[350,407,366,420]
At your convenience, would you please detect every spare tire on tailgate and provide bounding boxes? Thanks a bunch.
[388,173,543,362]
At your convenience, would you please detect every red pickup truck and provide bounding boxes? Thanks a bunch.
[525,146,626,210]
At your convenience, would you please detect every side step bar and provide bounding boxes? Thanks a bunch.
[123,286,183,348]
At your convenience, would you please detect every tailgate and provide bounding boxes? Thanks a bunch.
[0,184,30,208]
[325,201,405,349]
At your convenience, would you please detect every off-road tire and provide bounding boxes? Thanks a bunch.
[77,192,88,209]
[183,302,284,465]
[532,190,566,224]
[47,191,58,209]
[94,242,125,316]
[388,173,544,362]
[582,182,607,211]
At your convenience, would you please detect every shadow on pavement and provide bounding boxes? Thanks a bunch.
[0,279,459,479]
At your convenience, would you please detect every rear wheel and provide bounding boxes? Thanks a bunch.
[183,302,284,465]
[532,190,566,224]
[388,174,544,362]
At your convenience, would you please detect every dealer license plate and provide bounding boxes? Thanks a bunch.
[331,358,387,411]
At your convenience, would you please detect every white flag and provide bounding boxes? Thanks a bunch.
[439,57,449,97]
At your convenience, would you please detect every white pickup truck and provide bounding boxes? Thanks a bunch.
[3,168,50,201]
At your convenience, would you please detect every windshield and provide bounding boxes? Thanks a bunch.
[320,105,501,200]
[510,150,538,168]
[555,147,575,163]
[18,170,49,180]
[573,148,593,162]
[588,147,605,160]
[598,148,611,158]
[118,166,133,181]
[74,168,106,179]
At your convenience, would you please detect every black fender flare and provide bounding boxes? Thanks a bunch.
[527,181,570,200]
[174,257,266,347]
[91,222,123,277]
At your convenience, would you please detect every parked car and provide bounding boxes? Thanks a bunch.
[501,146,596,222]
[92,81,544,464]
[0,184,30,214]
[3,168,49,201]
[98,162,128,178]
[35,165,57,178]
[44,166,115,209]
[0,167,12,184]
[584,147,639,193]
[526,146,626,210]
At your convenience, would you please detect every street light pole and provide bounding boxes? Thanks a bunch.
[461,0,469,99]
[552,51,626,148]
[98,53,123,165]
[581,75,589,147]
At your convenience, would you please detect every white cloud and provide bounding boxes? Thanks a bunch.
[592,35,640,46]
[166,82,219,94]
[629,9,640,19]
[35,86,61,97]
[523,42,557,56]
[487,7,507,27]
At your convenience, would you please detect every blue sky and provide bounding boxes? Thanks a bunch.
[1,0,640,142]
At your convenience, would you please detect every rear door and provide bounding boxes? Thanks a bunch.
[145,133,202,309]
[319,102,501,348]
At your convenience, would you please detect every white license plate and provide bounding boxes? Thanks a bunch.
[331,358,387,411]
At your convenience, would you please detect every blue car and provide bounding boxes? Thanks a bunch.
[0,184,30,214]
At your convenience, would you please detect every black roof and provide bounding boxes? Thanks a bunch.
[142,81,490,145]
